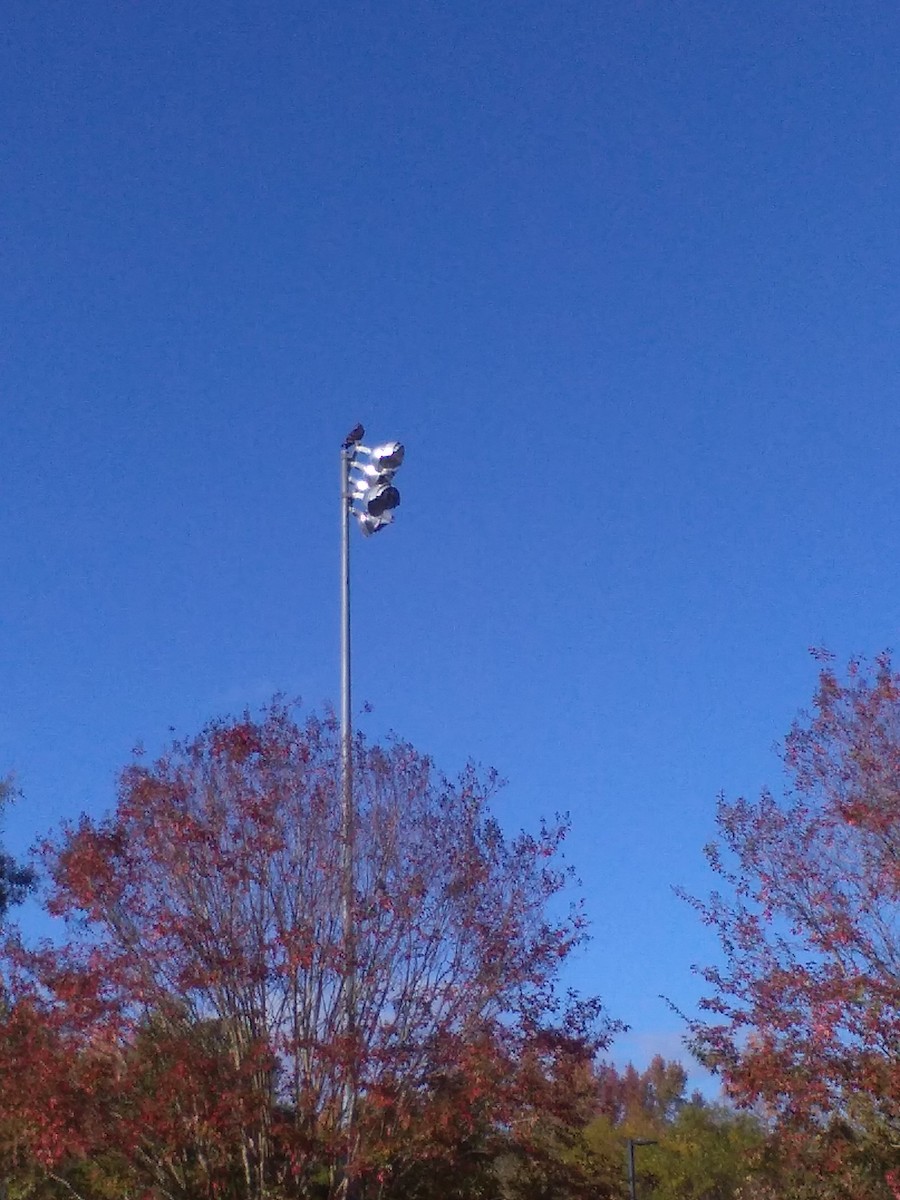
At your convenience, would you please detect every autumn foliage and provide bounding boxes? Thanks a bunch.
[686,653,900,1193]
[0,704,615,1199]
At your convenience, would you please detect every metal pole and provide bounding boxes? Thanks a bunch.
[626,1138,656,1200]
[627,1139,636,1200]
[339,445,356,1187]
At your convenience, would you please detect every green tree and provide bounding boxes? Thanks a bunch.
[583,1059,775,1200]
[646,1101,766,1200]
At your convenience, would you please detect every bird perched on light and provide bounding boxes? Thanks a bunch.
[343,423,365,449]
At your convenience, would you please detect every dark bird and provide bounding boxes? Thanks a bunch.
[343,423,365,448]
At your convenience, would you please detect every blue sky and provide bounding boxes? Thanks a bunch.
[3,0,900,1089]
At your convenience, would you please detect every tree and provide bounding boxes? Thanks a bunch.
[0,778,39,1197]
[581,1057,772,1200]
[647,1101,766,1200]
[593,1055,691,1130]
[684,653,900,1195]
[0,777,34,925]
[0,703,617,1199]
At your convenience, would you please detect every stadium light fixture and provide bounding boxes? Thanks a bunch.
[347,440,405,534]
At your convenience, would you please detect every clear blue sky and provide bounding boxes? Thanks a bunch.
[3,0,900,1089]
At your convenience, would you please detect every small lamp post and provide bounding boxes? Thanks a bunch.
[626,1137,658,1200]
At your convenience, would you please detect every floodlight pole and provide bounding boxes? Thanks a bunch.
[339,444,357,1177]
[338,428,403,1197]
[340,444,353,942]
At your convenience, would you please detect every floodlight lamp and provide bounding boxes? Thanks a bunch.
[369,442,404,472]
[354,462,393,484]
[362,483,400,517]
[356,511,393,536]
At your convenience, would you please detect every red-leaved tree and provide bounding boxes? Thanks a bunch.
[0,704,616,1200]
[685,653,900,1191]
